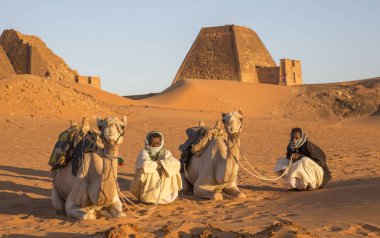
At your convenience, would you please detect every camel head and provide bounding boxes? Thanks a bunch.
[221,109,243,137]
[97,116,127,146]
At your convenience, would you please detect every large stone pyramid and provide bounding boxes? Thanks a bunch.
[172,25,277,84]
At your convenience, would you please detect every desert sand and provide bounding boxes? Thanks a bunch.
[0,75,379,237]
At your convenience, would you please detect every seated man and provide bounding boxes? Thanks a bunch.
[274,128,331,190]
[130,131,182,204]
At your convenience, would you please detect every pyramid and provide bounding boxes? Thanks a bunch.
[0,29,76,81]
[0,45,15,79]
[0,29,101,89]
[172,25,277,84]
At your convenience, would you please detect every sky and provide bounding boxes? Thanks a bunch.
[1,0,379,95]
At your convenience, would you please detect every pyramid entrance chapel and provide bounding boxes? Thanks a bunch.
[173,25,302,86]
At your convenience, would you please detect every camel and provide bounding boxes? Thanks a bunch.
[182,110,246,200]
[51,116,127,220]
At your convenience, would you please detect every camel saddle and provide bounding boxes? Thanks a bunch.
[49,125,81,170]
[179,121,227,172]
[49,125,104,176]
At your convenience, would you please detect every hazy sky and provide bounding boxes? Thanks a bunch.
[1,0,379,95]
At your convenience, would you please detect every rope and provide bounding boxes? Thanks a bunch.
[116,181,162,218]
[229,139,294,181]
[108,148,165,218]
[114,170,164,218]
[94,124,164,219]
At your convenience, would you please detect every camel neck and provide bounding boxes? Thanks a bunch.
[103,144,119,158]
[218,134,240,183]
[227,135,240,161]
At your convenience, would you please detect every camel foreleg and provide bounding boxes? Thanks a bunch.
[223,182,246,198]
[180,172,193,193]
[109,194,126,218]
[193,183,223,200]
[51,186,66,215]
[65,184,95,220]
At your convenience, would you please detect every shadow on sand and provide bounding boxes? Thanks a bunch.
[0,165,51,179]
[3,232,83,238]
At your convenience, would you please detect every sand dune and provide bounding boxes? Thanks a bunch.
[0,75,134,120]
[1,74,379,121]
[0,75,379,237]
[140,78,380,121]
[141,79,297,118]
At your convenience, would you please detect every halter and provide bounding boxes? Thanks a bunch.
[222,115,242,157]
[99,120,124,157]
[222,114,243,140]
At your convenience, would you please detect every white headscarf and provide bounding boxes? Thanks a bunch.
[145,131,165,160]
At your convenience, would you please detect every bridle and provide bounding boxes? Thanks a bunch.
[222,114,243,147]
[222,117,242,157]
[98,120,125,159]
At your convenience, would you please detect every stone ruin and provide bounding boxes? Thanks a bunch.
[0,44,15,78]
[173,25,302,86]
[1,26,301,89]
[0,29,100,89]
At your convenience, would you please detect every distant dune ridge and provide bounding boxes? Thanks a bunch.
[1,73,379,121]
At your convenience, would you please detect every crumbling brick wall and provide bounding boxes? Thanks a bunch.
[75,75,101,89]
[280,59,302,86]
[256,66,280,84]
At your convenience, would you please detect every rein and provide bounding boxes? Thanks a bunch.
[228,136,294,181]
[222,121,293,181]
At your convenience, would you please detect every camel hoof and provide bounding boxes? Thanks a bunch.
[114,212,127,218]
[237,192,246,199]
[82,211,97,220]
[55,210,66,216]
[115,212,127,218]
[213,193,223,201]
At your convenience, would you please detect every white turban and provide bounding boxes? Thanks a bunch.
[144,131,164,159]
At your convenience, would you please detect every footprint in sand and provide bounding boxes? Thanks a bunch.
[328,226,344,232]
[281,212,299,217]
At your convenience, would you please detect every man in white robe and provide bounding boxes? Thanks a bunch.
[274,127,331,190]
[130,131,182,204]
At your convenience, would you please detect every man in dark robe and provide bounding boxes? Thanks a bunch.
[275,128,331,190]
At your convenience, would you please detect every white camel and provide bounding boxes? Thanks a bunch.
[182,110,246,200]
[51,116,127,220]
